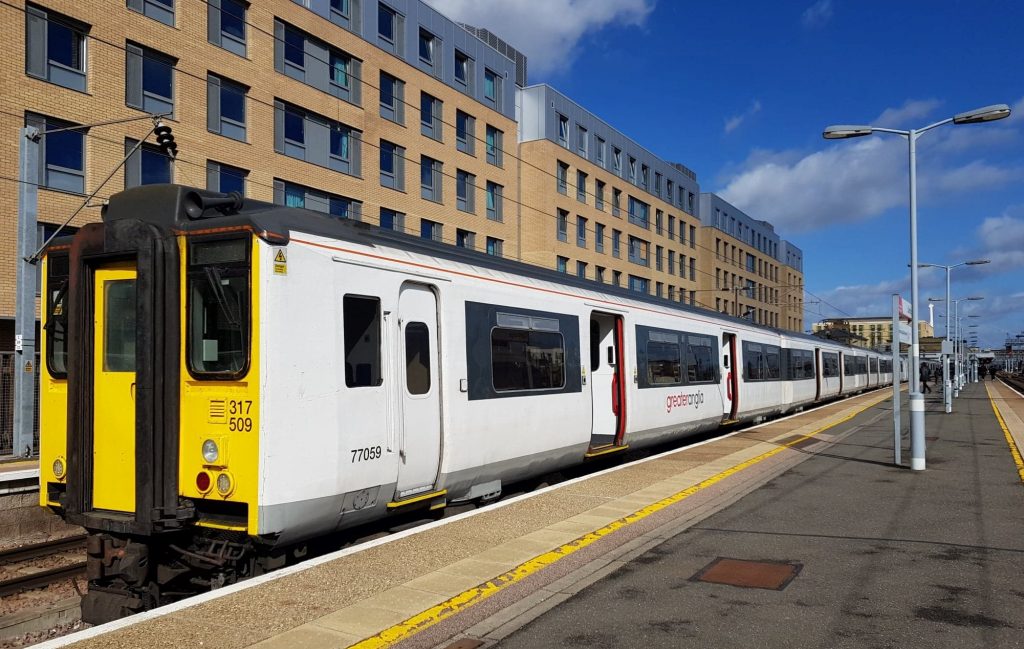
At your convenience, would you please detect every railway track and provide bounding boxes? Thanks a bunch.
[0,535,87,598]
[1001,373,1024,394]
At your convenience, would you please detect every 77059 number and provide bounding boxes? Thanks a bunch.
[351,446,382,463]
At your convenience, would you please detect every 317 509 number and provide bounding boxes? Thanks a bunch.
[351,446,382,463]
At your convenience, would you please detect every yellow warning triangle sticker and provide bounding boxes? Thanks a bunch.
[274,249,287,263]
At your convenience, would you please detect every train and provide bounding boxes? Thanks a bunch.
[38,184,897,623]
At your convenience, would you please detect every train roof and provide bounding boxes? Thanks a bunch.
[100,184,874,354]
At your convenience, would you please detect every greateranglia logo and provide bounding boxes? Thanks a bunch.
[665,391,705,413]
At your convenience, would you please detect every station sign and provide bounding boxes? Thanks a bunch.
[897,296,913,322]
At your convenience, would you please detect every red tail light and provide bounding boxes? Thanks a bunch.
[196,471,212,492]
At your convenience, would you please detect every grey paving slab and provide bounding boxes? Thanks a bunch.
[494,383,1024,649]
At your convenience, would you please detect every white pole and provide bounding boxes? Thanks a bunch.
[908,130,926,471]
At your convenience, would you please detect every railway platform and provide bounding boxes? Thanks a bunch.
[36,381,1024,649]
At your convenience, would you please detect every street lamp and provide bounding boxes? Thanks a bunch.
[824,103,1011,471]
[932,296,983,394]
[920,259,990,412]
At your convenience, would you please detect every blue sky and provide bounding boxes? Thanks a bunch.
[428,0,1024,347]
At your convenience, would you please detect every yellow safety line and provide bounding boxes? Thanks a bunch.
[346,391,892,649]
[986,384,1024,486]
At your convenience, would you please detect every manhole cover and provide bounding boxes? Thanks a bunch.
[690,557,802,590]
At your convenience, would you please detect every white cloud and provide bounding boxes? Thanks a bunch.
[801,0,833,28]
[724,100,762,134]
[874,98,943,128]
[423,0,654,77]
[717,97,1024,233]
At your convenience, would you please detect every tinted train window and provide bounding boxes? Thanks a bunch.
[822,353,839,377]
[843,356,855,376]
[45,254,70,377]
[686,335,717,383]
[646,340,681,385]
[104,280,136,372]
[491,328,565,391]
[590,320,600,372]
[344,296,383,387]
[405,322,430,395]
[187,238,250,378]
[765,346,781,379]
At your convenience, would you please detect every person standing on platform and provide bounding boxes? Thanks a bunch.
[990,364,998,380]
[920,363,932,393]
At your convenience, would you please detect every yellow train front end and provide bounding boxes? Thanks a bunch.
[37,185,264,624]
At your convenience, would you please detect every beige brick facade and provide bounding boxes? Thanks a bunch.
[0,0,808,345]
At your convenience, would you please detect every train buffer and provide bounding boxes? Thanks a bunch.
[33,381,1024,649]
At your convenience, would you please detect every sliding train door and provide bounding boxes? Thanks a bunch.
[721,332,739,422]
[588,312,626,450]
[91,263,137,512]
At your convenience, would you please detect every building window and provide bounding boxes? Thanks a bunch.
[667,179,674,204]
[456,228,475,249]
[656,282,663,298]
[486,181,503,221]
[25,113,85,194]
[655,209,663,235]
[379,140,405,191]
[379,71,404,124]
[689,225,696,248]
[420,218,442,242]
[640,164,649,190]
[654,172,662,197]
[125,138,170,187]
[688,192,696,214]
[595,223,605,253]
[484,68,502,106]
[274,100,361,177]
[25,5,88,92]
[206,160,247,195]
[629,275,649,294]
[454,50,472,89]
[380,207,404,231]
[612,188,622,217]
[328,0,359,31]
[613,270,622,287]
[486,237,503,257]
[628,236,649,266]
[418,28,437,69]
[689,256,696,279]
[577,216,587,248]
[208,0,246,57]
[556,256,568,273]
[557,209,568,242]
[628,156,636,183]
[557,160,568,194]
[576,124,588,157]
[612,147,622,174]
[577,261,587,279]
[628,196,650,229]
[557,113,569,147]
[576,170,587,203]
[420,92,442,141]
[668,250,675,275]
[596,136,605,167]
[274,179,360,219]
[207,74,246,141]
[612,229,621,258]
[596,266,605,283]
[420,155,442,202]
[126,43,175,116]
[486,125,503,167]
[655,245,663,271]
[127,0,173,26]
[377,3,403,55]
[456,110,475,155]
[690,290,696,306]
[456,170,475,213]
[595,180,605,211]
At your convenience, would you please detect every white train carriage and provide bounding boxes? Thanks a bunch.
[38,185,893,622]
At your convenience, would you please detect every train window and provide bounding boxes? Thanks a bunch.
[843,356,855,376]
[765,346,781,379]
[491,328,565,392]
[857,357,868,375]
[685,335,717,383]
[590,320,600,372]
[742,342,765,381]
[344,295,383,387]
[405,322,431,395]
[104,280,137,372]
[822,353,839,378]
[188,238,250,378]
[802,352,814,379]
[646,340,681,385]
[44,254,70,378]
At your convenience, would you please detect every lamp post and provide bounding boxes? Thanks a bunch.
[824,104,1011,471]
[921,260,989,412]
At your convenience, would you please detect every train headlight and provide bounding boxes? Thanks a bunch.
[202,439,219,464]
[216,472,234,496]
[52,457,65,480]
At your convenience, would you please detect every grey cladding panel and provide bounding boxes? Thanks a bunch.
[464,301,581,401]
